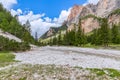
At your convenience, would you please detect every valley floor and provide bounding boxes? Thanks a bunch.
[1,46,120,80]
[15,46,120,69]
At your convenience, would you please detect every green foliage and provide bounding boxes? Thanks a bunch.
[41,24,67,39]
[104,68,120,77]
[41,17,120,47]
[57,31,63,45]
[99,18,111,46]
[0,4,35,44]
[89,18,111,47]
[75,20,87,46]
[0,52,16,67]
[111,24,120,44]
[0,36,30,51]
[81,14,102,21]
[45,20,87,46]
[0,52,15,62]
[89,68,106,76]
[109,9,120,17]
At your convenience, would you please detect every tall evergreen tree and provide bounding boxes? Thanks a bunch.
[24,20,31,33]
[35,32,38,41]
[112,24,120,44]
[100,18,111,47]
[57,31,62,45]
[76,19,86,46]
[52,36,57,45]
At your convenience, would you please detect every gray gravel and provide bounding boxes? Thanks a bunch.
[15,46,120,69]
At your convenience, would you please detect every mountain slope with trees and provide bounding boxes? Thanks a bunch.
[0,4,36,51]
[0,4,35,44]
[40,0,120,48]
[40,11,120,48]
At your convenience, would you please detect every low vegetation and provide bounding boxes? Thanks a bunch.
[109,9,120,16]
[0,36,30,51]
[81,14,102,22]
[0,64,120,80]
[0,52,16,67]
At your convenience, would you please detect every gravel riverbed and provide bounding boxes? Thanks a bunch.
[15,46,120,69]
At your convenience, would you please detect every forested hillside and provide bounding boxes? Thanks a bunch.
[0,4,34,43]
[0,4,36,51]
[41,15,120,48]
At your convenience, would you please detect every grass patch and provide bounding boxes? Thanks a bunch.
[104,68,120,77]
[88,68,106,76]
[0,52,16,67]
[83,44,120,50]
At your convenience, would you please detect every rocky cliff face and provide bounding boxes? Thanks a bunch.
[108,13,120,27]
[96,0,120,17]
[67,5,83,26]
[81,18,100,33]
[66,0,120,33]
[41,0,120,39]
[41,25,67,39]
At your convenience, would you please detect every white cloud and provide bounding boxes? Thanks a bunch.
[0,0,17,9]
[44,17,52,23]
[53,8,71,24]
[31,19,60,37]
[1,0,71,37]
[84,0,99,5]
[11,9,22,16]
[10,8,71,37]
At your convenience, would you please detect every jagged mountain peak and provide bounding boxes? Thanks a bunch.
[66,0,120,33]
[96,0,120,17]
[41,0,120,39]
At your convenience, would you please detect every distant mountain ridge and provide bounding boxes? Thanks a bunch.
[41,0,120,39]
[41,24,67,39]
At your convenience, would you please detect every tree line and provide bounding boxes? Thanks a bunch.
[0,4,38,51]
[0,4,35,44]
[42,18,120,47]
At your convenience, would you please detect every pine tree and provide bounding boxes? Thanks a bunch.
[112,24,120,44]
[100,18,111,47]
[57,31,62,45]
[24,20,31,33]
[35,32,38,41]
[76,19,86,46]
[91,29,101,45]
[52,36,57,45]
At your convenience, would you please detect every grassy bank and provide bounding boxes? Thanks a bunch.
[0,52,16,67]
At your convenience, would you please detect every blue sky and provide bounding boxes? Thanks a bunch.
[13,0,86,19]
[0,0,99,37]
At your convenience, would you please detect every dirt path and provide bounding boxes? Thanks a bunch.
[14,46,120,70]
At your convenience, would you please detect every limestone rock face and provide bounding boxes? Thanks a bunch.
[41,0,120,38]
[46,28,55,37]
[67,5,83,26]
[67,5,95,27]
[67,18,100,33]
[108,14,120,27]
[66,0,120,33]
[96,0,120,17]
[81,18,100,33]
